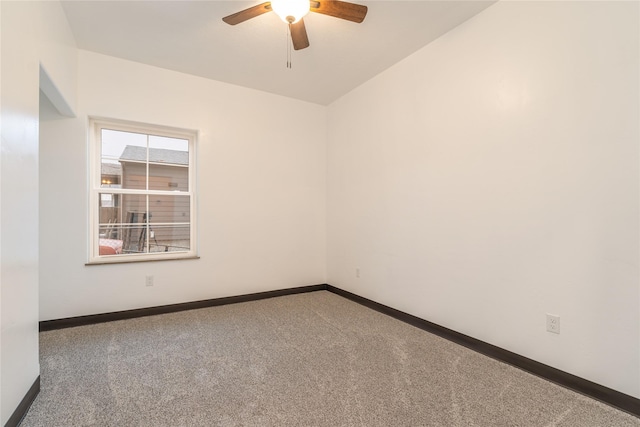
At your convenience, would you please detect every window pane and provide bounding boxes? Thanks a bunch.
[148,164,189,192]
[120,194,149,254]
[149,135,188,152]
[149,135,189,191]
[148,194,190,225]
[147,224,190,253]
[101,129,146,190]
[98,193,123,255]
[100,163,122,188]
[149,194,190,252]
[98,194,151,255]
[98,193,122,239]
[98,193,124,255]
[100,193,114,208]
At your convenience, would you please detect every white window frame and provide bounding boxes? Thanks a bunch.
[88,117,198,264]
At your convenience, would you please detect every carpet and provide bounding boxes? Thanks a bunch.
[21,291,640,426]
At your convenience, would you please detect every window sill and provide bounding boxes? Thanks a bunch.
[86,255,200,266]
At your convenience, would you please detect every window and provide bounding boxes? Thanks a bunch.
[89,118,197,263]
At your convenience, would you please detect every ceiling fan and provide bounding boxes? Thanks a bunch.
[222,0,368,51]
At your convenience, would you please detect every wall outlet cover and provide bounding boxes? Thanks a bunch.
[546,313,560,334]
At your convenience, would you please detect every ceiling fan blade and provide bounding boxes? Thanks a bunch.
[222,2,272,25]
[310,0,367,23]
[290,19,310,50]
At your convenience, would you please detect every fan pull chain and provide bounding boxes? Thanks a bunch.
[286,24,292,69]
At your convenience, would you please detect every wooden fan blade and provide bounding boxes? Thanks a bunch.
[310,0,367,23]
[290,19,310,50]
[222,2,272,25]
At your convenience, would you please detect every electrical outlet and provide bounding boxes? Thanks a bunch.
[145,275,154,287]
[546,314,560,334]
[356,268,360,278]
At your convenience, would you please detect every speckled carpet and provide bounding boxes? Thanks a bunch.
[21,291,640,426]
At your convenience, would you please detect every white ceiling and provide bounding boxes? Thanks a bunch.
[61,1,496,105]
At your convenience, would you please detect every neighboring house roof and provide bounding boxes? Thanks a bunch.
[101,162,122,176]
[119,145,188,166]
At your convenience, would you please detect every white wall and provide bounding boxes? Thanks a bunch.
[18,0,640,412]
[0,1,77,423]
[39,50,327,321]
[327,1,639,398]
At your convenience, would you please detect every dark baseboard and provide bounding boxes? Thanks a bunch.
[5,376,40,427]
[326,284,640,418]
[39,284,328,332]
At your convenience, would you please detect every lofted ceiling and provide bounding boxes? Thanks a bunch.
[61,1,496,105]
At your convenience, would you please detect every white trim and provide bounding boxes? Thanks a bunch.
[88,117,198,264]
[115,159,189,168]
[91,117,196,140]
[96,188,190,196]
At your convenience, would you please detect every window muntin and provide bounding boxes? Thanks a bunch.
[90,119,197,263]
